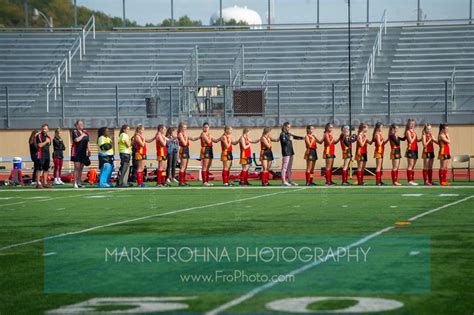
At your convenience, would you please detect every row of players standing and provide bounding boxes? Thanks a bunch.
[27,118,451,188]
[117,118,451,187]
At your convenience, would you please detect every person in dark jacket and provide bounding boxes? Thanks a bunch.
[35,124,52,189]
[71,120,90,189]
[53,128,66,185]
[28,130,39,185]
[279,122,303,186]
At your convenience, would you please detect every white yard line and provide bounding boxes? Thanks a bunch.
[206,195,474,315]
[0,188,306,252]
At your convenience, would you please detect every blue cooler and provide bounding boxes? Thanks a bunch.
[13,157,22,170]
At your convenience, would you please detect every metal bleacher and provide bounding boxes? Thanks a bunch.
[1,21,474,128]
[0,32,82,117]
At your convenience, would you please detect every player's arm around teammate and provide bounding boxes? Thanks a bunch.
[239,128,259,186]
[421,123,437,185]
[322,123,339,186]
[372,122,387,186]
[405,118,419,185]
[260,127,278,186]
[437,123,451,186]
[220,126,235,186]
[133,124,148,187]
[304,125,322,186]
[355,123,370,185]
[155,124,169,187]
[176,123,199,186]
[200,122,220,186]
[340,125,356,185]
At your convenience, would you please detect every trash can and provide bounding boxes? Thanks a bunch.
[13,157,22,170]
[145,96,157,118]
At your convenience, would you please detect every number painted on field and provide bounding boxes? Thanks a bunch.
[266,296,404,313]
[46,297,196,314]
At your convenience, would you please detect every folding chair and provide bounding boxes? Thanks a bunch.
[451,155,471,182]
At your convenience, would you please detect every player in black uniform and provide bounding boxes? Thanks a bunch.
[35,124,52,189]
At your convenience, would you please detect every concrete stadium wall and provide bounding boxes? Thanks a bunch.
[0,125,473,172]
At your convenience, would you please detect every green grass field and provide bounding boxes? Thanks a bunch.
[1,181,473,314]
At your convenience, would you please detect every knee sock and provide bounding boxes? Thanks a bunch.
[202,170,207,183]
[137,172,144,185]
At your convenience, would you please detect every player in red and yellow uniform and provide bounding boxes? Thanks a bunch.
[421,123,438,185]
[220,126,240,186]
[388,124,405,186]
[200,122,221,186]
[177,123,199,186]
[304,125,323,186]
[155,124,169,187]
[339,125,356,185]
[438,123,451,186]
[133,124,154,187]
[355,123,372,185]
[322,123,340,185]
[260,127,279,186]
[405,119,421,185]
[372,122,389,186]
[238,128,260,186]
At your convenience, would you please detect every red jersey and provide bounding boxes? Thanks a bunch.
[389,132,401,150]
[156,135,167,157]
[135,134,147,156]
[36,133,51,159]
[240,136,251,158]
[356,133,368,155]
[373,132,385,155]
[261,135,271,150]
[406,129,418,151]
[221,134,232,152]
[178,132,189,147]
[438,134,450,156]
[306,135,317,150]
[424,133,434,153]
[201,132,213,148]
[323,132,335,156]
[340,134,351,154]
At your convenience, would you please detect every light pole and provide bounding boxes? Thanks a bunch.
[345,0,352,128]
[32,8,53,30]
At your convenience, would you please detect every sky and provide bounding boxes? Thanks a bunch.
[78,0,468,25]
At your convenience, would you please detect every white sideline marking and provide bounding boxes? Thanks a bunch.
[26,196,48,199]
[409,251,420,256]
[0,197,14,200]
[0,192,115,208]
[206,195,474,315]
[0,188,306,252]
[1,185,474,193]
[439,193,459,197]
[402,193,423,197]
[56,208,66,211]
[390,205,398,208]
[84,195,107,199]
[43,252,57,257]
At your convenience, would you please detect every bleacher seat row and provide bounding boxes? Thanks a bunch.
[0,24,473,127]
